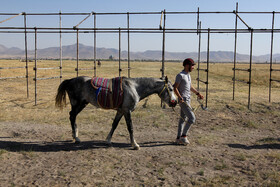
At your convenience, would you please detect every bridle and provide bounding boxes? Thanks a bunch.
[158,81,176,106]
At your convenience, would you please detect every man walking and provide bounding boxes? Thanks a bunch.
[174,58,204,145]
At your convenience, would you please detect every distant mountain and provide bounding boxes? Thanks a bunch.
[0,43,278,63]
[0,45,24,57]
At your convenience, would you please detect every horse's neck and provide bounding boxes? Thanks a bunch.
[134,78,164,100]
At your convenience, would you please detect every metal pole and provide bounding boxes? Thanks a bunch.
[0,12,23,24]
[94,13,97,77]
[2,27,280,34]
[233,2,238,101]
[34,27,37,105]
[74,12,92,28]
[197,7,200,35]
[248,29,253,109]
[59,11,62,82]
[161,9,166,78]
[160,10,166,108]
[76,29,79,77]
[24,12,29,98]
[235,14,251,30]
[206,28,210,108]
[197,7,200,90]
[269,11,275,103]
[127,12,131,78]
[197,21,201,90]
[119,27,121,77]
[159,11,163,29]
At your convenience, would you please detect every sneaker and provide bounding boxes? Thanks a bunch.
[175,138,181,145]
[175,136,190,145]
[180,135,190,145]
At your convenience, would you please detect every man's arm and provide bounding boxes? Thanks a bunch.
[191,85,204,99]
[173,82,184,103]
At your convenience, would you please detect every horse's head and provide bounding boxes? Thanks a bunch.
[158,76,177,107]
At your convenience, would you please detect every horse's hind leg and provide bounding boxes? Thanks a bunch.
[124,111,140,150]
[106,111,123,145]
[69,101,88,143]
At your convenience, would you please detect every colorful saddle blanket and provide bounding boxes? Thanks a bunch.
[91,77,123,109]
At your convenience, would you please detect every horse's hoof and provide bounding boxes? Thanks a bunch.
[74,140,80,144]
[105,139,112,147]
[74,138,81,144]
[133,145,140,150]
[106,142,112,147]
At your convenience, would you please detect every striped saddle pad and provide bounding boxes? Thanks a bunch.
[91,77,123,109]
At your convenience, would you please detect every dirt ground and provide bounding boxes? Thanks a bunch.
[0,101,279,186]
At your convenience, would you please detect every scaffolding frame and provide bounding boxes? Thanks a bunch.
[33,27,62,105]
[0,4,280,108]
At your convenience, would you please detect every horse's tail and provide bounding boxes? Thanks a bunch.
[55,79,70,110]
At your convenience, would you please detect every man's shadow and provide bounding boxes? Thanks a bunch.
[228,138,280,150]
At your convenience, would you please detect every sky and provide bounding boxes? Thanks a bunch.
[1,0,280,56]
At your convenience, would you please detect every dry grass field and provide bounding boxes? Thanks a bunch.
[0,59,280,186]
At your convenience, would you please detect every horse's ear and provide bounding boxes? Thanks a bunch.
[165,76,168,83]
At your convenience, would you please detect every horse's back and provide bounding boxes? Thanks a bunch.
[65,76,94,101]
[91,77,124,109]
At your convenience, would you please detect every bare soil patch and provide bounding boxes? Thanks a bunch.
[0,102,279,186]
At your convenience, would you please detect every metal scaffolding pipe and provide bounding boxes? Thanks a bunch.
[59,11,62,83]
[206,28,210,108]
[34,28,38,105]
[2,26,280,34]
[3,11,280,17]
[269,11,275,103]
[0,76,25,80]
[76,29,79,77]
[0,66,25,69]
[74,12,93,28]
[0,12,23,24]
[197,8,200,35]
[161,9,166,79]
[233,2,238,101]
[235,12,252,30]
[93,13,97,77]
[119,28,121,77]
[127,12,131,78]
[24,12,29,98]
[197,21,201,91]
[248,29,253,109]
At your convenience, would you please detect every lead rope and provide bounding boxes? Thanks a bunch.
[172,98,206,122]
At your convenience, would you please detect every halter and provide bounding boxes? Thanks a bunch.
[158,82,176,105]
[158,83,168,96]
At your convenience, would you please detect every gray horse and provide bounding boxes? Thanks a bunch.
[55,76,177,150]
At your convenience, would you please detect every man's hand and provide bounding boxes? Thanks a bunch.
[179,97,184,103]
[197,93,204,100]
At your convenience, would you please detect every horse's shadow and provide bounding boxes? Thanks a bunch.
[0,139,130,152]
[0,139,175,152]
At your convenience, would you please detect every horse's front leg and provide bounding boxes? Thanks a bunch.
[124,111,140,150]
[106,111,123,145]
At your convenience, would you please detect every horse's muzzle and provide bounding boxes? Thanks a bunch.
[170,100,177,107]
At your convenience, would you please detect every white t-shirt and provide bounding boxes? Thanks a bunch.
[175,70,191,102]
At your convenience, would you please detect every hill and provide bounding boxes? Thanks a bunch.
[0,43,278,63]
